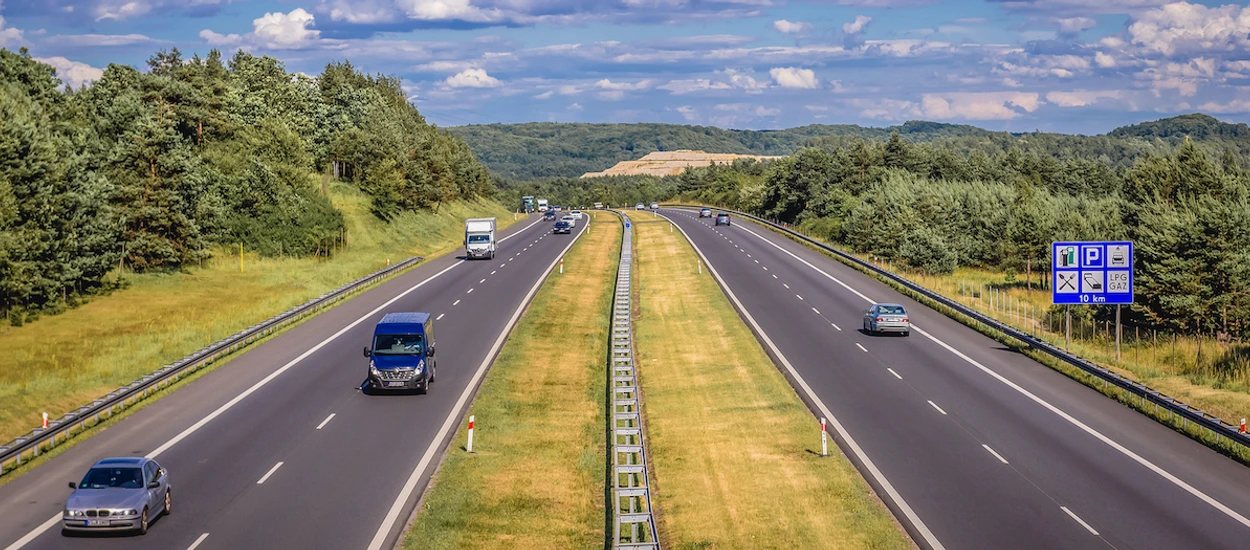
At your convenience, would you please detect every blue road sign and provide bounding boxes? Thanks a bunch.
[1052,241,1133,305]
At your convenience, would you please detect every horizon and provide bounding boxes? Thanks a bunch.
[3,1,1249,134]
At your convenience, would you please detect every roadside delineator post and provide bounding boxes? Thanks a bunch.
[698,260,702,275]
[41,412,48,430]
[1240,419,1246,434]
[820,417,828,457]
[467,415,475,453]
[559,258,564,274]
[386,258,391,267]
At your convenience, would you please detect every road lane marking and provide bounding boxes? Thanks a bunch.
[856,343,868,352]
[436,313,445,321]
[887,368,902,380]
[316,413,336,430]
[257,462,284,484]
[660,212,946,550]
[928,401,948,415]
[762,266,767,270]
[187,533,210,550]
[772,274,778,279]
[467,288,474,294]
[783,283,790,289]
[983,444,1009,464]
[1061,507,1099,536]
[491,271,496,275]
[755,259,760,264]
[453,299,461,306]
[831,323,841,331]
[365,214,593,550]
[812,307,820,314]
[796,294,803,300]
[480,278,486,284]
[500,263,506,268]
[730,217,1250,531]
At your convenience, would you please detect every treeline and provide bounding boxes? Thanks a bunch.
[453,114,1250,180]
[0,47,491,323]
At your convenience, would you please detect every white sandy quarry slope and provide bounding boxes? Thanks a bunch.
[580,150,782,178]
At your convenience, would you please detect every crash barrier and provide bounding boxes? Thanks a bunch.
[606,211,660,549]
[0,255,424,475]
[663,204,1250,454]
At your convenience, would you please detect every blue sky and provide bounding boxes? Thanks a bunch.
[2,0,1249,133]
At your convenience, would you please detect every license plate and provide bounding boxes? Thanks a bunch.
[88,519,108,526]
[386,381,406,387]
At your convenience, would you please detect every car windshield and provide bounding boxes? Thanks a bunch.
[467,235,490,243]
[373,334,424,355]
[717,214,729,218]
[877,305,906,315]
[79,467,143,489]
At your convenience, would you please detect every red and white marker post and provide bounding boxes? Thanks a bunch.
[1240,418,1246,434]
[467,415,475,453]
[820,417,828,457]
[42,412,49,430]
[559,258,564,274]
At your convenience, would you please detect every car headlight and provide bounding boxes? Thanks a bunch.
[65,510,85,517]
[415,360,425,374]
[370,361,380,377]
[114,509,137,516]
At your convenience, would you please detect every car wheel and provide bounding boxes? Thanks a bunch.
[164,490,172,516]
[137,508,149,535]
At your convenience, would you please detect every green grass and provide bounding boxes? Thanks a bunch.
[626,212,909,549]
[0,181,518,445]
[401,211,621,549]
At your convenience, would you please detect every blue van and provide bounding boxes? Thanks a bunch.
[363,312,437,393]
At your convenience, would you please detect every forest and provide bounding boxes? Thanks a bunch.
[516,124,1250,340]
[0,47,492,324]
[453,114,1250,181]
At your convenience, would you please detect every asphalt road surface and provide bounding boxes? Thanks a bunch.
[659,207,1250,550]
[0,213,588,550]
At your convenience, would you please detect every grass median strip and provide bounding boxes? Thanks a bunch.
[401,213,621,549]
[627,212,909,549]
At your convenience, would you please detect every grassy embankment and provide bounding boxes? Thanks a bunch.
[626,212,909,549]
[0,181,517,445]
[401,212,620,549]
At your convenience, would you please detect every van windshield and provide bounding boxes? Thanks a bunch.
[467,234,491,243]
[373,334,424,355]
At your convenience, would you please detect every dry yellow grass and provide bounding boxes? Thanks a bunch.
[626,212,909,549]
[402,213,621,549]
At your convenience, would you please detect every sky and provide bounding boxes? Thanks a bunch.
[1,0,1249,134]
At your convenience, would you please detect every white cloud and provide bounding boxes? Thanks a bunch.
[0,1,23,48]
[95,1,152,22]
[1128,2,1250,57]
[1197,98,1250,113]
[770,66,819,89]
[657,68,767,95]
[1045,90,1124,107]
[849,98,924,120]
[567,102,583,111]
[444,68,501,88]
[755,105,780,117]
[199,29,242,46]
[596,78,653,91]
[676,105,698,121]
[35,56,104,89]
[1055,17,1095,36]
[773,19,812,34]
[843,15,873,36]
[415,60,476,72]
[50,33,155,47]
[1095,51,1116,68]
[253,8,320,49]
[533,90,554,99]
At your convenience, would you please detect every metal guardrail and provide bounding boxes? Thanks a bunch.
[0,255,425,474]
[606,211,660,549]
[665,203,1250,453]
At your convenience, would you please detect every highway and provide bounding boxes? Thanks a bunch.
[0,213,586,550]
[658,208,1250,550]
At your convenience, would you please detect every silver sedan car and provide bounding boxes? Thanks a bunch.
[63,457,171,535]
[863,303,911,336]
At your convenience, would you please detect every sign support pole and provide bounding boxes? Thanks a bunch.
[1065,305,1071,351]
[1115,304,1122,363]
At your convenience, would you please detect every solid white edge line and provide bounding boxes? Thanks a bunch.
[187,533,210,550]
[983,444,1009,464]
[316,413,336,430]
[888,368,902,380]
[257,461,284,484]
[856,343,868,353]
[928,401,948,415]
[364,216,594,550]
[727,212,1250,532]
[2,218,550,550]
[657,212,946,550]
[1061,506,1100,536]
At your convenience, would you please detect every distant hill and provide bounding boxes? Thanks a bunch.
[448,115,1247,181]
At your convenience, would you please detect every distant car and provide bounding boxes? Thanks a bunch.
[863,303,910,336]
[570,210,583,220]
[715,213,731,226]
[554,220,572,234]
[593,202,603,209]
[649,202,659,210]
[699,208,712,218]
[553,205,562,212]
[635,203,645,210]
[63,457,171,535]
[543,211,557,221]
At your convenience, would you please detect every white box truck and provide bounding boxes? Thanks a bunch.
[464,218,496,260]
[537,198,549,212]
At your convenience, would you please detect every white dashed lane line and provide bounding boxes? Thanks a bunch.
[316,413,336,430]
[783,283,790,289]
[856,343,868,352]
[467,288,474,294]
[772,274,778,279]
[887,368,902,379]
[257,462,284,485]
[479,278,486,284]
[928,401,948,415]
[491,270,497,275]
[811,307,820,314]
[453,299,461,306]
[1061,507,1099,536]
[436,313,445,320]
[983,444,1009,464]
[796,295,804,300]
[187,533,210,550]
[831,322,842,331]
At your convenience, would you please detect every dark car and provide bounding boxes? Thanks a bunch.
[554,220,572,234]
[699,208,712,218]
[63,457,171,535]
[715,213,731,226]
[543,210,557,221]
